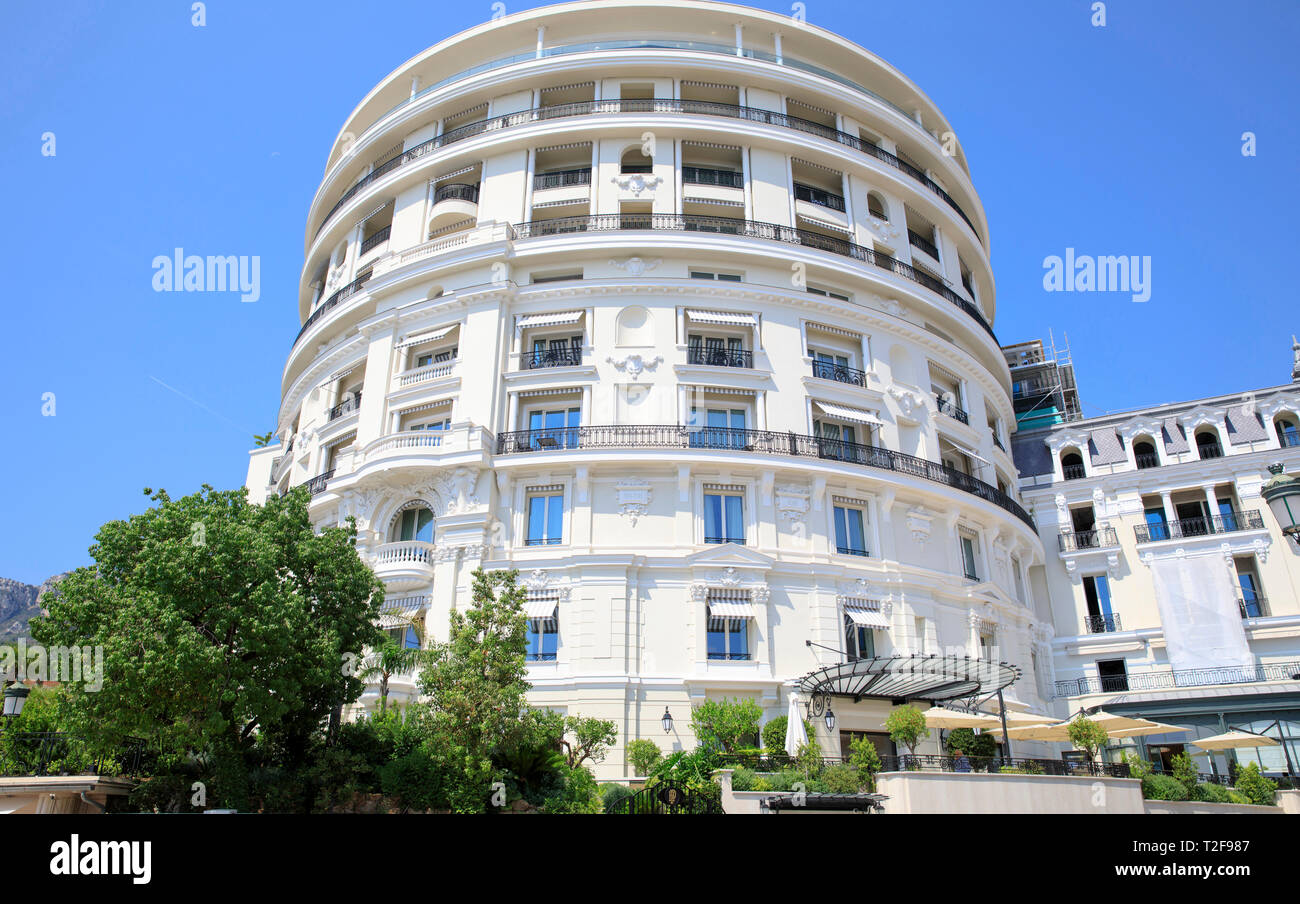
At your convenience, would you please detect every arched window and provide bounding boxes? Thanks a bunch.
[1195,429,1223,460]
[1133,437,1159,469]
[1275,415,1300,448]
[1061,450,1085,480]
[390,503,434,543]
[867,192,888,220]
[620,147,652,174]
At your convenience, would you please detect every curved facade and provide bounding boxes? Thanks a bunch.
[245,0,1053,778]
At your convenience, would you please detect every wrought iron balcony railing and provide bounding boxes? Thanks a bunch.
[305,470,335,496]
[359,225,390,255]
[511,213,992,339]
[1135,452,1160,469]
[682,165,745,188]
[1062,463,1087,480]
[1134,510,1264,543]
[314,98,979,242]
[432,182,480,204]
[1058,527,1119,552]
[908,228,939,259]
[793,182,846,211]
[297,271,372,343]
[533,168,592,190]
[519,347,583,369]
[688,346,753,368]
[0,732,146,778]
[1239,596,1269,618]
[810,360,868,387]
[1084,613,1122,634]
[328,392,362,421]
[495,425,1035,528]
[1055,660,1300,698]
[1197,441,1224,459]
[934,394,969,424]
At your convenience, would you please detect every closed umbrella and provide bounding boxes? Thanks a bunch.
[783,693,808,757]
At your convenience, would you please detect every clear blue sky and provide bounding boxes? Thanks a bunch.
[2,0,1297,584]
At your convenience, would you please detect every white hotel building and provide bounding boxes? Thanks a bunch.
[245,0,1056,778]
[1012,345,1300,776]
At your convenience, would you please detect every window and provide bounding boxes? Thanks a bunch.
[1133,438,1159,469]
[527,608,559,661]
[690,270,742,282]
[833,503,868,556]
[526,490,564,546]
[384,624,420,650]
[1143,506,1170,541]
[528,334,582,368]
[978,631,996,660]
[807,285,850,301]
[706,606,751,660]
[688,333,749,367]
[407,417,449,432]
[914,617,927,654]
[1097,659,1128,692]
[526,406,580,449]
[1195,430,1223,459]
[844,613,876,661]
[1083,575,1115,631]
[393,506,433,543]
[415,347,457,368]
[810,349,853,382]
[1011,556,1025,601]
[690,407,747,449]
[1061,450,1086,480]
[959,533,979,580]
[1235,557,1266,617]
[704,488,745,544]
[1276,417,1300,447]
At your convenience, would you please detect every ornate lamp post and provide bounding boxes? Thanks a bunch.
[1261,463,1300,547]
[661,707,673,734]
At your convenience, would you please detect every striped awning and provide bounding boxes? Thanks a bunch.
[708,599,754,619]
[815,401,883,426]
[685,309,756,327]
[396,324,456,350]
[796,213,851,234]
[524,596,559,619]
[941,438,992,467]
[517,310,584,330]
[844,604,890,629]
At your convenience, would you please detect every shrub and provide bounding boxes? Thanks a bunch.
[690,698,762,753]
[543,765,604,814]
[625,739,662,777]
[1226,788,1251,805]
[751,776,773,792]
[379,749,447,812]
[821,763,861,794]
[1141,773,1189,801]
[1170,752,1200,798]
[599,782,634,812]
[1195,782,1234,804]
[762,716,788,755]
[1122,752,1151,780]
[729,768,758,791]
[1234,762,1277,806]
[848,736,883,790]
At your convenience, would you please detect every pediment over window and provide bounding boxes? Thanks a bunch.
[683,544,774,571]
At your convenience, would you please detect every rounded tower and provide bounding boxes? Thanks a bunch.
[246,0,1051,777]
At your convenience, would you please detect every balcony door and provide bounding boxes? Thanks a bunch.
[527,407,580,449]
[691,407,746,449]
[530,335,581,368]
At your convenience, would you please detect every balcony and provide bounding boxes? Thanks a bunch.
[688,345,753,369]
[359,225,390,255]
[533,168,591,190]
[1239,596,1269,618]
[1133,509,1265,543]
[1058,527,1119,552]
[297,271,371,344]
[1062,463,1086,480]
[908,229,939,260]
[397,358,457,387]
[934,394,969,424]
[314,98,978,244]
[683,165,744,188]
[1083,613,1122,634]
[810,360,867,387]
[1135,452,1160,469]
[328,391,362,421]
[793,182,845,212]
[495,424,1035,529]
[512,214,992,339]
[371,540,436,585]
[518,347,584,370]
[1055,660,1300,698]
[1196,441,1224,459]
[433,182,480,205]
[304,470,335,496]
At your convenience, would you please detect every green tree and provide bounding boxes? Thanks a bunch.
[625,738,662,776]
[1234,762,1277,806]
[418,568,530,812]
[1066,715,1109,764]
[559,715,618,769]
[848,735,883,791]
[359,615,425,715]
[30,486,384,809]
[884,705,930,760]
[690,697,763,752]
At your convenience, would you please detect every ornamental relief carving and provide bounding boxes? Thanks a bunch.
[606,354,663,380]
[614,479,652,526]
[611,173,662,196]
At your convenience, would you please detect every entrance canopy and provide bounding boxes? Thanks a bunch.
[796,654,1020,704]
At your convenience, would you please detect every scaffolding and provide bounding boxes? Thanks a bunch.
[1002,330,1082,430]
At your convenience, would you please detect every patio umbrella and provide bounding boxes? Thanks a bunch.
[921,706,1002,730]
[1192,730,1280,751]
[1106,721,1188,738]
[989,711,1154,741]
[783,693,808,757]
[994,710,1056,727]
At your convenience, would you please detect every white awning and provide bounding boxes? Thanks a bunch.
[814,401,883,426]
[795,213,852,234]
[685,309,757,327]
[524,597,558,619]
[329,364,359,382]
[708,599,754,619]
[517,310,584,330]
[941,439,992,466]
[844,605,890,628]
[395,324,456,350]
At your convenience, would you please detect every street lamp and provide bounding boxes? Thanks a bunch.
[661,707,673,734]
[2,684,29,722]
[824,704,836,732]
[1261,463,1300,547]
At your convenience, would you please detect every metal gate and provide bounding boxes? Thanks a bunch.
[611,779,723,814]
